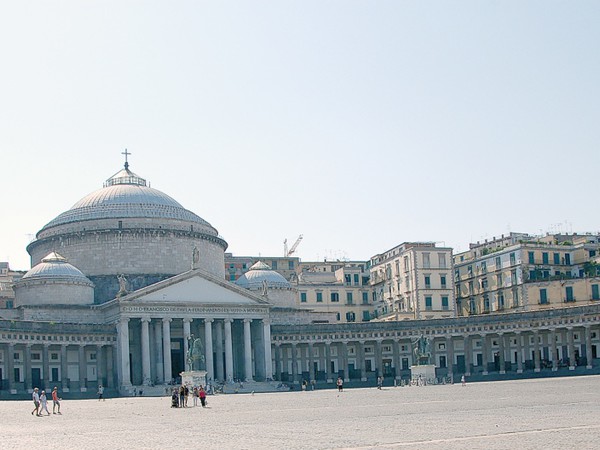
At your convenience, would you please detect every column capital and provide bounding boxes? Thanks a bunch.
[224,318,234,324]
[183,318,193,324]
[162,317,172,323]
[120,317,130,323]
[78,342,86,348]
[43,342,51,348]
[262,318,271,326]
[243,318,253,324]
[358,340,366,345]
[204,318,214,324]
[140,317,151,323]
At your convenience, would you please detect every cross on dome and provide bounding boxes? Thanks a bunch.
[122,149,131,170]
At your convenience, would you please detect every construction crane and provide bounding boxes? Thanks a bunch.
[284,234,303,257]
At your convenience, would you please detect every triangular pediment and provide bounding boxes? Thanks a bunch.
[119,269,269,306]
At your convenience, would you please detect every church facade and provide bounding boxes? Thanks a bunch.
[0,162,599,397]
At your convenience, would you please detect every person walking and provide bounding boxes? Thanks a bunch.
[97,384,105,401]
[377,376,383,390]
[179,385,185,408]
[32,387,41,416]
[52,387,61,414]
[336,377,343,392]
[461,375,466,387]
[192,386,199,407]
[199,386,207,407]
[184,384,189,407]
[39,390,51,415]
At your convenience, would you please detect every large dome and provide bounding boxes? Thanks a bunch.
[39,167,216,234]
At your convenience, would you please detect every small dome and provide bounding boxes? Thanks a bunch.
[235,261,292,290]
[22,252,92,283]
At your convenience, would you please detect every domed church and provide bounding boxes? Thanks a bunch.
[0,158,325,397]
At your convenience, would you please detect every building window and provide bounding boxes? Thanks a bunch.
[346,292,353,304]
[336,312,341,321]
[481,261,487,273]
[353,274,359,285]
[316,292,323,303]
[6,300,13,309]
[424,275,431,289]
[565,254,571,265]
[513,288,519,307]
[496,274,503,287]
[362,310,370,321]
[592,284,599,300]
[441,296,449,310]
[511,270,517,285]
[345,274,351,285]
[565,286,575,302]
[540,289,548,304]
[483,295,490,312]
[467,265,473,276]
[31,353,41,361]
[469,298,476,314]
[438,253,447,268]
[300,293,307,303]
[440,275,447,289]
[542,252,549,264]
[51,353,59,360]
[498,292,505,310]
[510,252,516,265]
[331,292,339,302]
[423,253,430,268]
[229,274,236,281]
[425,296,432,310]
[554,253,560,265]
[362,292,369,304]
[495,256,501,269]
[345,312,356,322]
[288,261,294,270]
[528,252,535,264]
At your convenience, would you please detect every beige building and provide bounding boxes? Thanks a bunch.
[370,242,456,320]
[0,262,25,309]
[454,232,600,316]
[295,260,374,323]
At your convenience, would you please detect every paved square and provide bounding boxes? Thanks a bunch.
[3,376,600,449]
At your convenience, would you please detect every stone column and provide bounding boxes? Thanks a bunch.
[243,319,253,381]
[204,319,215,381]
[96,345,105,387]
[7,343,15,392]
[118,318,131,387]
[481,335,489,375]
[107,345,115,388]
[533,330,541,372]
[42,344,50,390]
[183,319,192,372]
[281,345,288,381]
[162,318,172,383]
[446,336,454,381]
[375,340,382,378]
[585,325,593,369]
[342,341,349,382]
[498,333,506,374]
[61,344,69,391]
[215,321,224,382]
[358,341,367,381]
[78,344,87,391]
[325,341,332,382]
[392,339,401,381]
[153,320,163,384]
[24,344,32,391]
[290,343,298,384]
[515,332,523,373]
[141,318,151,385]
[262,320,273,380]
[224,319,234,382]
[567,327,576,370]
[307,342,315,381]
[551,328,558,371]
[274,343,282,381]
[464,335,472,376]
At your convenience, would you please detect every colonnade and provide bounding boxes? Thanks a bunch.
[0,342,115,393]
[271,323,599,383]
[117,316,273,387]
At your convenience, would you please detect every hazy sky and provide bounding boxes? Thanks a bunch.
[1,1,599,271]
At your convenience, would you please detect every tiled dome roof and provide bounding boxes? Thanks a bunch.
[235,261,292,290]
[22,252,92,284]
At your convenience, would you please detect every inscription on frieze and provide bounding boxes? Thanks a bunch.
[120,305,266,314]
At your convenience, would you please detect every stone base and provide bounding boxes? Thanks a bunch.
[411,365,436,384]
[180,370,207,387]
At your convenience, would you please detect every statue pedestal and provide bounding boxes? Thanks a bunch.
[180,370,207,387]
[410,365,436,385]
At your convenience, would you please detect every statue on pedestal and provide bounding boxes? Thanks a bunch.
[116,274,128,297]
[412,335,431,366]
[186,335,206,371]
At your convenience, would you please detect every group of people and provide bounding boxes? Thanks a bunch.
[171,384,207,408]
[31,386,61,416]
